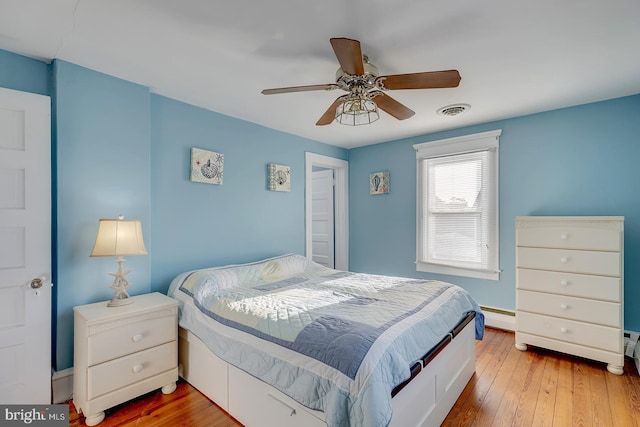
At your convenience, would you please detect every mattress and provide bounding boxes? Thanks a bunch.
[168,254,484,427]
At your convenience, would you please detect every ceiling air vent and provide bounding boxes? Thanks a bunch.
[437,104,470,116]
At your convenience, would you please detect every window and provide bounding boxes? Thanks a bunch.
[414,130,501,280]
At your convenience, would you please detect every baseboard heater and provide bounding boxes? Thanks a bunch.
[480,305,515,317]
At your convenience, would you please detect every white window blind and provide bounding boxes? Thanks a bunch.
[414,130,501,280]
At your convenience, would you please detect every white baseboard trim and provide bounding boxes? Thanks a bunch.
[52,367,73,404]
[481,306,515,332]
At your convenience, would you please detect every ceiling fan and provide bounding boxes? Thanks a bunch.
[261,37,461,126]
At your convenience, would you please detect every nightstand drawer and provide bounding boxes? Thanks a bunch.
[516,268,621,302]
[516,223,621,251]
[517,311,621,353]
[88,315,176,365]
[517,290,620,327]
[87,341,177,400]
[516,247,620,276]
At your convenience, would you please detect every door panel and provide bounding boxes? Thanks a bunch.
[0,87,51,404]
[311,169,334,268]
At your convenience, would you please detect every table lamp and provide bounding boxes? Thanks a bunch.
[90,215,148,307]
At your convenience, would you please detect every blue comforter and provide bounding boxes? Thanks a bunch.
[168,254,483,427]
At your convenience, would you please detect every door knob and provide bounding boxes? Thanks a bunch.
[30,278,43,289]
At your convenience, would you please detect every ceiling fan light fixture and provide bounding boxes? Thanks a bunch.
[262,38,461,126]
[335,92,379,126]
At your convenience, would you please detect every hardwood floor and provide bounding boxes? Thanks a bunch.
[443,329,640,426]
[67,328,640,427]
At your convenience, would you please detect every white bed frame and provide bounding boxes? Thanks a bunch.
[178,318,476,427]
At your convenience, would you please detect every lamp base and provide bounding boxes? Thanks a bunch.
[107,297,134,307]
[106,256,135,308]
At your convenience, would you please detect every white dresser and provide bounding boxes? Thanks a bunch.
[73,292,179,425]
[515,216,624,374]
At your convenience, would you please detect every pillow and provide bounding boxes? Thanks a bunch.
[177,253,324,296]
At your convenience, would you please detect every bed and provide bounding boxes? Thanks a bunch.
[167,254,484,427]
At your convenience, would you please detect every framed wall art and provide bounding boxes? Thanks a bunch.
[191,147,223,185]
[370,171,390,194]
[268,163,291,192]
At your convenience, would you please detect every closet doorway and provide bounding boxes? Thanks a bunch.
[304,153,349,271]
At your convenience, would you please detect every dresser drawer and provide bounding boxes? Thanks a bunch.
[516,247,621,276]
[516,311,621,353]
[517,290,620,327]
[516,269,621,302]
[88,315,176,365]
[87,341,177,400]
[516,221,621,251]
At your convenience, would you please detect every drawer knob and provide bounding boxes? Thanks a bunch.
[560,327,568,334]
[560,257,568,263]
[560,304,568,310]
[132,334,143,343]
[132,364,144,373]
[560,233,568,240]
[560,280,568,286]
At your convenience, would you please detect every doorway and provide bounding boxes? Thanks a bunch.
[304,153,349,271]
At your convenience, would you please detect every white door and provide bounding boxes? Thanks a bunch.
[0,87,51,404]
[311,169,334,268]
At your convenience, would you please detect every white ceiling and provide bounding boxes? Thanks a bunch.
[1,0,639,149]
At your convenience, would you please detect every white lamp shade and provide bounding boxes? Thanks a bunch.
[90,218,148,257]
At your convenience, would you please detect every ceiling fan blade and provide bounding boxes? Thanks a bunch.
[262,83,339,95]
[376,70,461,90]
[316,96,347,126]
[372,91,415,120]
[330,38,364,75]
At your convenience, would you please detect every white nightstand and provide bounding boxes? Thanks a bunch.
[73,292,179,426]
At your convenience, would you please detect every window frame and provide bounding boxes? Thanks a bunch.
[414,130,501,280]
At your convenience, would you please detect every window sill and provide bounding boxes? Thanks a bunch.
[416,261,499,281]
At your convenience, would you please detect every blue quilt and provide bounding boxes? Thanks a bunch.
[168,254,484,427]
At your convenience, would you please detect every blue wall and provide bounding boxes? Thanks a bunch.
[149,95,348,293]
[0,49,50,96]
[47,62,346,370]
[2,49,348,370]
[53,60,153,370]
[2,47,639,371]
[349,94,640,331]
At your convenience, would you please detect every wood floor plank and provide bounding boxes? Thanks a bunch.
[65,328,640,427]
[621,359,640,426]
[605,364,636,426]
[511,350,546,427]
[96,382,193,426]
[587,361,613,427]
[553,357,573,426]
[121,387,215,427]
[572,360,593,427]
[531,356,560,427]
[489,344,536,427]
[473,342,522,426]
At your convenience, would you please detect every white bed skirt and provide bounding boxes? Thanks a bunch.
[178,319,476,427]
